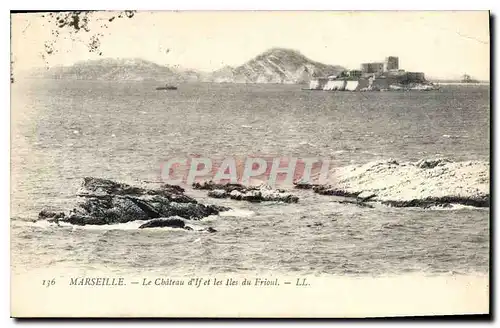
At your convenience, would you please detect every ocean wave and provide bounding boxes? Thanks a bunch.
[13,208,254,231]
[310,157,489,208]
[15,218,211,232]
[27,219,149,230]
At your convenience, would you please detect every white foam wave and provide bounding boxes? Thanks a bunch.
[201,215,219,222]
[317,158,489,205]
[27,220,148,230]
[299,141,316,147]
[11,269,489,317]
[219,209,255,218]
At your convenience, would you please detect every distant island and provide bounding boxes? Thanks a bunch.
[22,48,345,84]
[461,74,480,84]
[429,75,489,85]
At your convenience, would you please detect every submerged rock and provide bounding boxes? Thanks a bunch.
[415,158,452,169]
[195,181,299,203]
[193,181,247,192]
[139,217,186,229]
[381,196,489,208]
[311,186,361,198]
[293,182,316,190]
[138,217,218,233]
[294,184,374,208]
[336,199,374,208]
[39,177,230,226]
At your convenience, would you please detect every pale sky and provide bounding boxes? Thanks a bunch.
[11,11,490,80]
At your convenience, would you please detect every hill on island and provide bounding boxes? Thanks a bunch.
[24,48,345,84]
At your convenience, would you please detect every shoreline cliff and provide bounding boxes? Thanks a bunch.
[20,48,344,84]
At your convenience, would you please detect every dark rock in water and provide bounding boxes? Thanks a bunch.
[336,199,374,208]
[415,158,451,169]
[139,218,186,229]
[356,191,376,202]
[294,159,488,209]
[196,181,299,203]
[295,183,362,199]
[296,183,378,201]
[295,183,375,207]
[138,218,217,233]
[293,182,319,190]
[382,196,490,208]
[40,177,230,226]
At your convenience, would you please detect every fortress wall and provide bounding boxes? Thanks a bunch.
[323,80,346,91]
[371,78,390,90]
[386,72,426,84]
[385,76,401,85]
[406,72,425,82]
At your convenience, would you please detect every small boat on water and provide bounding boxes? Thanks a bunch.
[156,85,178,90]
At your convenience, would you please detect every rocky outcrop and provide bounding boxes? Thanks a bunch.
[139,217,188,229]
[380,196,488,208]
[36,210,66,224]
[296,158,489,208]
[28,49,344,85]
[193,181,299,203]
[38,210,66,220]
[37,177,229,228]
[209,48,344,84]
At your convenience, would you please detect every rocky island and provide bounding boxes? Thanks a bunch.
[306,56,438,92]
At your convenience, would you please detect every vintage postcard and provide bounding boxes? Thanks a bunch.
[10,11,490,318]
